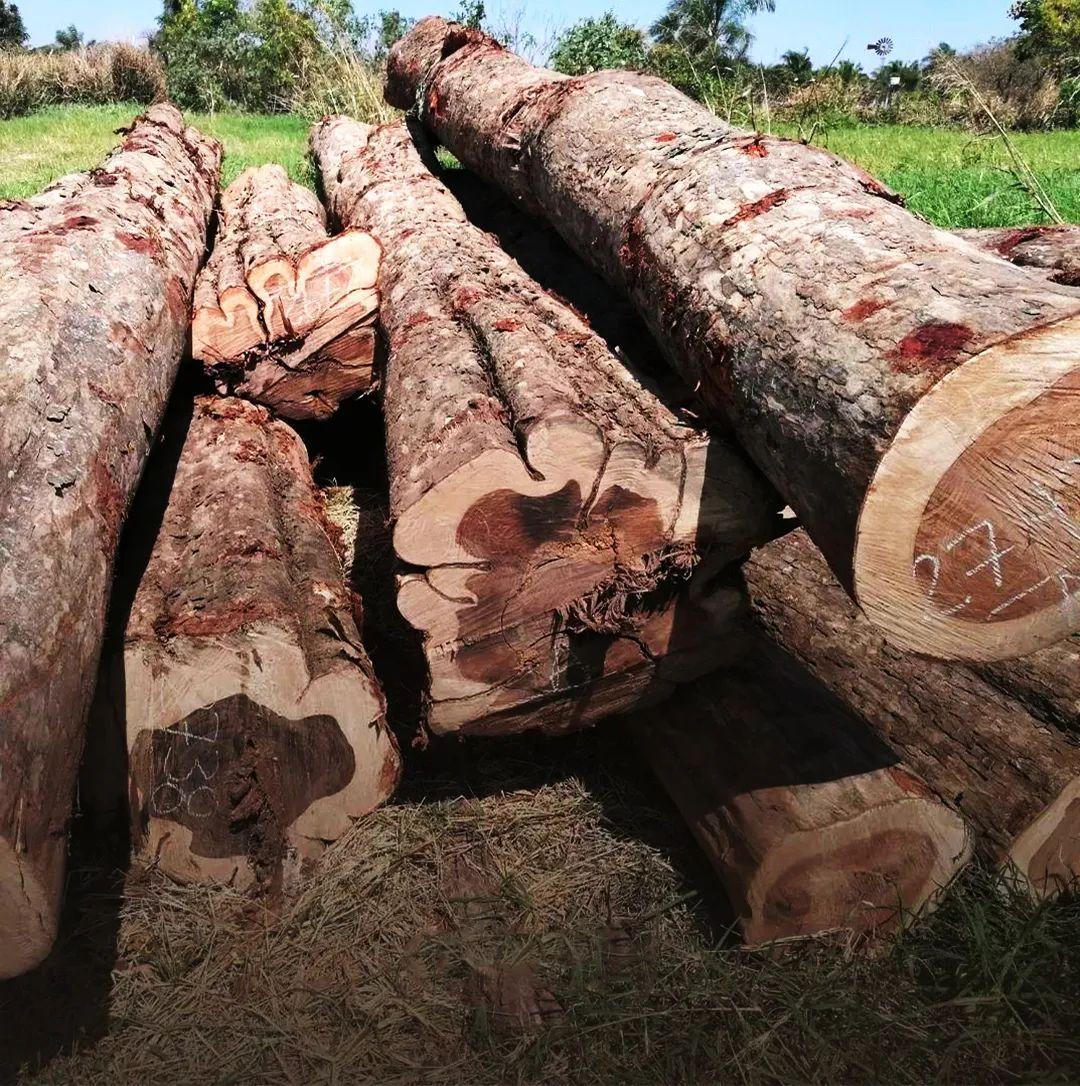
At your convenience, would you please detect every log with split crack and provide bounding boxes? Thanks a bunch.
[310,116,780,735]
[192,164,380,421]
[387,17,1080,663]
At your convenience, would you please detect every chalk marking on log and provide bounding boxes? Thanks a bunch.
[857,311,1080,659]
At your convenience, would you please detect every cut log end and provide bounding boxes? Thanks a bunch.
[191,284,263,363]
[192,164,381,421]
[856,312,1080,661]
[1011,778,1080,897]
[0,844,58,980]
[631,641,971,945]
[247,230,380,343]
[748,800,967,944]
[92,396,401,888]
[128,674,393,887]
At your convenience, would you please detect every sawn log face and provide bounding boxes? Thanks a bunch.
[0,105,220,978]
[631,639,970,944]
[388,18,1080,663]
[745,529,1080,897]
[311,116,780,734]
[90,396,401,888]
[192,164,380,421]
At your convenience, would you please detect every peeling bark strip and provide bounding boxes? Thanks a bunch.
[745,530,1080,897]
[311,117,779,735]
[0,105,220,979]
[388,18,1080,663]
[957,226,1080,286]
[89,396,400,888]
[192,164,380,421]
[631,640,970,945]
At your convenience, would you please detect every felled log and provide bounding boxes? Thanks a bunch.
[387,18,1080,663]
[311,116,779,735]
[192,164,380,421]
[631,639,970,944]
[89,396,401,888]
[0,105,219,979]
[746,530,1080,897]
[957,225,1080,286]
[977,638,1080,735]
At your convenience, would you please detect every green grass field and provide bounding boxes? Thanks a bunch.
[2,103,1079,228]
[810,124,1080,226]
[0,104,313,197]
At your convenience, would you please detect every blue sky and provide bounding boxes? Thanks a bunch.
[25,0,1019,66]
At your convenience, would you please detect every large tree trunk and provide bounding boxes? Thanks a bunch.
[193,164,380,421]
[631,639,970,945]
[387,18,1080,663]
[958,226,1080,286]
[89,396,401,888]
[745,529,1080,897]
[311,116,779,735]
[0,105,220,979]
[977,639,1080,735]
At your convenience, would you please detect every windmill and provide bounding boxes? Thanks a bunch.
[867,36,893,58]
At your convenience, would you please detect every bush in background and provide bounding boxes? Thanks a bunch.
[549,13,647,76]
[0,43,165,119]
[154,0,406,116]
[929,40,1066,129]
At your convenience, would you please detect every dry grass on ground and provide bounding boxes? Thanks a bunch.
[5,723,1080,1085]
[0,45,164,121]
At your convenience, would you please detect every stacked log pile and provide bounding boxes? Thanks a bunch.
[387,17,1080,663]
[2,41,1079,979]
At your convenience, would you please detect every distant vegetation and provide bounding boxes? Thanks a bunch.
[0,0,1075,132]
[0,44,165,120]
[549,0,1080,131]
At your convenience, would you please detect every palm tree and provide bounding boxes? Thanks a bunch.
[835,59,865,85]
[650,0,776,72]
[874,59,922,93]
[922,41,956,72]
[780,47,813,84]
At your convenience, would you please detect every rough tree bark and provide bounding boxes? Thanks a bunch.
[311,116,779,735]
[387,17,1080,663]
[0,104,220,979]
[631,639,970,944]
[977,638,1080,735]
[89,396,401,888]
[957,226,1080,286]
[745,529,1080,896]
[193,164,380,421]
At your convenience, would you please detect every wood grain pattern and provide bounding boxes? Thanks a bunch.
[193,164,380,421]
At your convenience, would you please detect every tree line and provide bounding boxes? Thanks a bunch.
[0,0,1076,125]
